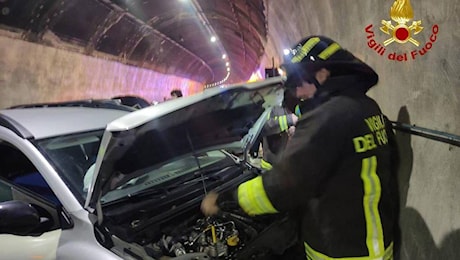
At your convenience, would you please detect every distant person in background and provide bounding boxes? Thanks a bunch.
[170,89,183,99]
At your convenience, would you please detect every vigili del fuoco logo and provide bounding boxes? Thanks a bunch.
[364,0,439,62]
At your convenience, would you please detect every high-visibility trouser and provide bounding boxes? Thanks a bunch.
[304,242,393,260]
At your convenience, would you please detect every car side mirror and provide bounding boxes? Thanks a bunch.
[0,200,41,236]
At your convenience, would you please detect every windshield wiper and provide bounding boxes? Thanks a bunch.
[183,175,210,185]
[127,174,220,199]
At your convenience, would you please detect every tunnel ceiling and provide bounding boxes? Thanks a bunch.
[0,0,268,85]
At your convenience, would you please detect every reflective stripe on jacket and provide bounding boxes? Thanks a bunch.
[305,242,394,260]
[260,159,273,170]
[237,175,278,215]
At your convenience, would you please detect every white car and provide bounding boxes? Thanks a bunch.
[0,77,298,260]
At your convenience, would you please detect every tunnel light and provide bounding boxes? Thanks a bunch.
[227,67,230,72]
[283,49,291,56]
[210,36,217,42]
[225,62,230,67]
[222,54,227,59]
[204,70,231,89]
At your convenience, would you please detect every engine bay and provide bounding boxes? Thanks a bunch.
[103,205,298,260]
[96,162,299,259]
[150,211,262,259]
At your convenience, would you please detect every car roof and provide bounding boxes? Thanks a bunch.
[0,107,130,140]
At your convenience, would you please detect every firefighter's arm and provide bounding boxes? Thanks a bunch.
[257,108,342,213]
[201,176,279,216]
[211,110,338,216]
[263,108,298,136]
[201,107,339,216]
[201,176,278,216]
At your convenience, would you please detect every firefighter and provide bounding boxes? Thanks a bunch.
[257,90,299,170]
[201,35,399,259]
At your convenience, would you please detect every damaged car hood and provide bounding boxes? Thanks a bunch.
[85,77,284,212]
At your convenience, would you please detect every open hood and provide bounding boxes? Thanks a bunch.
[85,77,284,213]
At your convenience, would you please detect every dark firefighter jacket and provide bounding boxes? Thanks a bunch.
[218,73,399,259]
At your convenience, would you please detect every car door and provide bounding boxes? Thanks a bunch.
[0,140,72,260]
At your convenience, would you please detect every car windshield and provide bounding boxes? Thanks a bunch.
[100,150,228,204]
[35,130,104,205]
[35,131,229,205]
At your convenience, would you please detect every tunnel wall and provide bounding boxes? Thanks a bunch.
[262,0,459,258]
[0,32,203,108]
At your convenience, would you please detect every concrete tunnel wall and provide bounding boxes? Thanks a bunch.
[0,0,459,259]
[261,0,459,259]
[0,31,204,107]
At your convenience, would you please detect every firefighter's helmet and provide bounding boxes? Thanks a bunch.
[282,36,377,88]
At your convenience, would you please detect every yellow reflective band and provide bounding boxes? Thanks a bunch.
[318,42,341,60]
[383,243,394,260]
[304,241,393,260]
[361,156,384,257]
[237,176,278,216]
[291,37,320,63]
[295,105,302,117]
[278,115,288,132]
[260,159,273,170]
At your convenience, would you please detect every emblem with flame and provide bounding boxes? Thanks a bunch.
[380,0,423,46]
